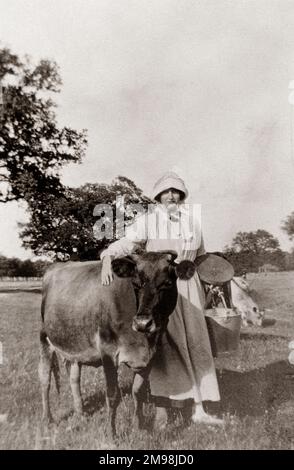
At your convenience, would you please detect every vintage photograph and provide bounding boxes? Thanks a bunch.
[1,0,294,452]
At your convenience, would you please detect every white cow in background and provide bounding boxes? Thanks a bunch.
[231,277,265,327]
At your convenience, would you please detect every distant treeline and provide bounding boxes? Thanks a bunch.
[222,229,294,276]
[223,249,294,276]
[0,255,52,278]
[2,226,294,279]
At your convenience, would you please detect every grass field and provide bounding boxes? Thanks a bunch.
[0,272,294,450]
[0,279,41,293]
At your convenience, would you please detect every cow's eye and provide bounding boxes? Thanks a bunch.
[159,280,173,289]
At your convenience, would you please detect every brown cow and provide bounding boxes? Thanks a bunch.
[39,251,195,437]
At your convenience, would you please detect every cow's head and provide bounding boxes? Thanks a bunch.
[240,306,265,327]
[232,277,265,327]
[111,251,195,336]
[250,306,265,326]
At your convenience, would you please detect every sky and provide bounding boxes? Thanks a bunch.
[1,0,294,259]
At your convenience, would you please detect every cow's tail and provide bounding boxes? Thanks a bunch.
[40,329,60,395]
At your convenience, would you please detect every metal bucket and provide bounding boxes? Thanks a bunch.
[205,307,241,356]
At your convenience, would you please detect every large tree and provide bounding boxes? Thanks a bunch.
[224,229,285,274]
[0,47,87,204]
[229,229,280,254]
[19,176,152,260]
[0,48,152,261]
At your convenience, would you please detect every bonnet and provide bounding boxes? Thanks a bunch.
[152,171,188,202]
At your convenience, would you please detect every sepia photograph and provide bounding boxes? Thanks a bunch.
[1,0,294,453]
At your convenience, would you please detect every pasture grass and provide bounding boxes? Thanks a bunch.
[0,272,294,449]
[0,279,41,293]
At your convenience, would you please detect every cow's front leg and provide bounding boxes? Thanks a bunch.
[102,354,120,438]
[132,373,147,430]
[69,362,83,415]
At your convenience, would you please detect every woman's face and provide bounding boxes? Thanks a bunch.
[159,188,182,208]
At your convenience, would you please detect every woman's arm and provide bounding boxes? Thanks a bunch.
[100,214,147,285]
[100,237,141,260]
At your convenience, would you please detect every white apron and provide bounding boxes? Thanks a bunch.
[101,204,220,405]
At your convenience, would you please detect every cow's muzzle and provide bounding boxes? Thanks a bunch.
[132,316,156,334]
[116,353,149,374]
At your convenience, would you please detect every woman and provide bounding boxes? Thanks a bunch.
[100,171,223,428]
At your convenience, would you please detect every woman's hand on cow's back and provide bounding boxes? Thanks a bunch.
[101,255,114,285]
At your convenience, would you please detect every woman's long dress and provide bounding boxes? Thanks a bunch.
[100,204,220,405]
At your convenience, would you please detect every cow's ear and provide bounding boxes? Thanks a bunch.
[111,256,137,278]
[175,260,196,280]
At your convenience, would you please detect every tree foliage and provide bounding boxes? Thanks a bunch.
[19,176,152,260]
[0,48,153,261]
[0,47,87,204]
[284,248,294,271]
[230,229,280,254]
[224,230,285,274]
[0,254,51,277]
[281,211,294,241]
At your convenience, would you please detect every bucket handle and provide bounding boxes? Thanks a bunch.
[207,285,231,321]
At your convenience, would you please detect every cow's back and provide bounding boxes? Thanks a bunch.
[42,261,138,359]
